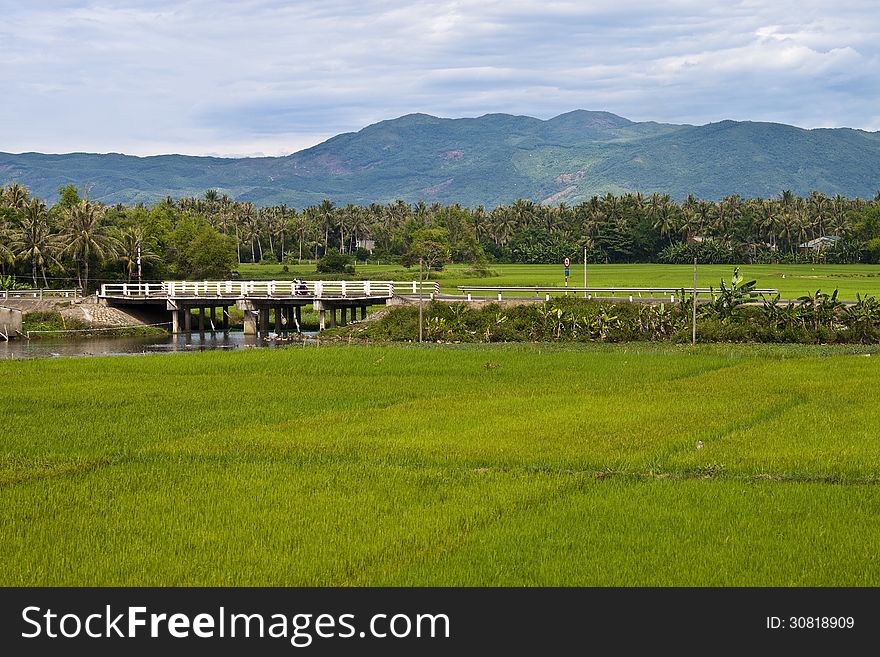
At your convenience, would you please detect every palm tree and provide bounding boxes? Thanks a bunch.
[11,198,58,287]
[653,202,677,242]
[648,193,675,241]
[511,198,536,231]
[828,194,851,236]
[1,183,30,211]
[259,207,276,257]
[338,204,361,253]
[291,209,313,264]
[489,206,514,246]
[601,193,622,229]
[60,200,118,293]
[117,225,158,283]
[316,199,336,255]
[347,205,369,254]
[678,204,699,243]
[240,204,263,263]
[807,191,830,238]
[0,218,13,275]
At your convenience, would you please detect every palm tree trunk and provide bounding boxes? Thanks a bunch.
[32,255,38,288]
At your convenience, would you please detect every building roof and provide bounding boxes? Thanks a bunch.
[799,235,841,249]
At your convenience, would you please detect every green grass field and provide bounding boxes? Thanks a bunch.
[2,343,879,586]
[237,262,880,300]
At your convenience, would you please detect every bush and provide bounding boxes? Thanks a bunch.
[316,249,355,274]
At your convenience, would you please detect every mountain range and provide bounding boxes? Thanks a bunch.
[3,110,880,208]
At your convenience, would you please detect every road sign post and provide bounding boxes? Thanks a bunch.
[563,256,570,289]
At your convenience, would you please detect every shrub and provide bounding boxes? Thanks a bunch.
[317,249,355,274]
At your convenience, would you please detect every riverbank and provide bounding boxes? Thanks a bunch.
[2,295,161,338]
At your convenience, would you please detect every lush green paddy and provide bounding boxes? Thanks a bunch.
[238,262,880,300]
[2,343,879,585]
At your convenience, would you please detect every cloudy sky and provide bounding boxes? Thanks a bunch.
[2,0,878,157]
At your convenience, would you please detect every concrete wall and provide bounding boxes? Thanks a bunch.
[0,306,23,338]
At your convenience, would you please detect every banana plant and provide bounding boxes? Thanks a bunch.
[842,293,880,342]
[797,289,843,332]
[707,267,758,323]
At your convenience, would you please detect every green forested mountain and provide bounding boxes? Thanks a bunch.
[2,111,880,207]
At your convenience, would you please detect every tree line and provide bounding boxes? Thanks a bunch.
[2,183,880,292]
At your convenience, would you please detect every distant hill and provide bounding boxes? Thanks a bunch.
[3,110,880,207]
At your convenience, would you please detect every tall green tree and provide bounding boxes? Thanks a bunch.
[11,198,58,287]
[61,200,118,293]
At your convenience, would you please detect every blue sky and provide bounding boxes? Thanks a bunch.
[2,0,878,156]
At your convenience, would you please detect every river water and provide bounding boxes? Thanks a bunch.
[0,332,319,360]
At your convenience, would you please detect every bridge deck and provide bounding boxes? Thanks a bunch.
[99,280,439,333]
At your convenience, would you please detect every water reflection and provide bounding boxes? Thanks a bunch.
[0,331,320,360]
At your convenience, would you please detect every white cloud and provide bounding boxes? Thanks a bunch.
[1,0,879,155]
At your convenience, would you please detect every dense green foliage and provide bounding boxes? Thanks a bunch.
[2,344,880,585]
[347,284,880,344]
[316,248,355,274]
[3,111,880,206]
[0,184,237,291]
[4,180,880,295]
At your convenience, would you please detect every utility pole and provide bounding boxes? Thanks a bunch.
[583,246,588,298]
[418,258,424,343]
[692,256,697,345]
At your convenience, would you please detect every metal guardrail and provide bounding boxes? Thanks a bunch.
[100,280,440,299]
[1,288,80,300]
[457,286,780,302]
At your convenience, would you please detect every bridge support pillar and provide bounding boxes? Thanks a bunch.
[360,306,366,320]
[222,306,229,332]
[184,309,192,333]
[319,308,326,330]
[274,307,282,333]
[171,309,180,334]
[339,307,347,327]
[198,308,205,334]
[243,309,257,335]
[259,308,270,335]
[330,307,337,328]
[295,306,302,332]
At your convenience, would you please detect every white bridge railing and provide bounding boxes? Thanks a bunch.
[100,280,440,299]
[1,288,81,300]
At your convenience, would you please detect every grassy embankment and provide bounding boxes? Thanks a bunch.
[236,262,880,301]
[2,343,879,586]
[21,311,168,338]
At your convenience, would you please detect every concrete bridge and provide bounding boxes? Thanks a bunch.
[99,280,439,334]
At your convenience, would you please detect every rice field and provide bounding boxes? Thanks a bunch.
[238,262,880,301]
[2,343,879,586]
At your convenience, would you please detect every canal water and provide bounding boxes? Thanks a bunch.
[0,332,319,360]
